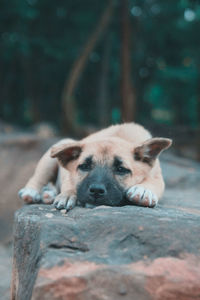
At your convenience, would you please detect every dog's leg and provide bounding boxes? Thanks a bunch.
[19,138,75,204]
[126,163,164,208]
[53,168,77,211]
[18,148,58,203]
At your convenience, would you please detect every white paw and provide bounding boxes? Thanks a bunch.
[41,184,57,204]
[53,194,77,211]
[127,185,158,208]
[18,188,41,204]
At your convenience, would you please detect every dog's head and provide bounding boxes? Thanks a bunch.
[51,137,171,206]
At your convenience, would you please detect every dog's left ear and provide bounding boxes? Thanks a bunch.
[51,143,82,167]
[134,138,172,166]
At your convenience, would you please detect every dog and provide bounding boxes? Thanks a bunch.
[19,123,172,211]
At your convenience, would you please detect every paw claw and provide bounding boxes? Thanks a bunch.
[53,194,77,211]
[66,196,76,211]
[126,185,158,208]
[53,195,67,210]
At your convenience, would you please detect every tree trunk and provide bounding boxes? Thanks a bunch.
[120,0,136,122]
[62,0,115,135]
[20,56,41,124]
[97,32,112,127]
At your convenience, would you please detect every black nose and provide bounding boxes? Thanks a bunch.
[89,184,106,198]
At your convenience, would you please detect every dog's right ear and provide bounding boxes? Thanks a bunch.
[51,143,82,167]
[134,138,172,166]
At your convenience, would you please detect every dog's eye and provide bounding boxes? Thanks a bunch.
[115,166,131,175]
[78,163,92,172]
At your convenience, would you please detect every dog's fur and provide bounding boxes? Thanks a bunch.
[19,123,172,210]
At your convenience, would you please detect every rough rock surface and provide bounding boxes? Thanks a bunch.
[11,202,200,300]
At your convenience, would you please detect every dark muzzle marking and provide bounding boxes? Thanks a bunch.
[77,165,125,207]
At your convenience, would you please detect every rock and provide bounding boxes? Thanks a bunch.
[11,204,200,300]
[160,152,200,214]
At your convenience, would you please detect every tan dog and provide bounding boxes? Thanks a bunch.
[19,123,172,210]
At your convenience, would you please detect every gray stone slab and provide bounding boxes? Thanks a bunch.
[11,204,200,300]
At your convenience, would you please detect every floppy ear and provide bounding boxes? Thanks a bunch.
[134,138,172,166]
[51,142,82,167]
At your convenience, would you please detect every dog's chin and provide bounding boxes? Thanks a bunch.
[77,193,126,207]
[76,166,127,207]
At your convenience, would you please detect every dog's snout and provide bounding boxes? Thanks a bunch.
[77,166,124,206]
[89,184,106,198]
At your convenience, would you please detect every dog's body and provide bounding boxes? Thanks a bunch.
[19,123,172,210]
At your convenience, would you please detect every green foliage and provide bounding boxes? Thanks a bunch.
[131,0,200,127]
[0,0,200,129]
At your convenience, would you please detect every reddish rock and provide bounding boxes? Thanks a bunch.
[132,255,200,300]
[28,255,200,300]
[31,256,200,300]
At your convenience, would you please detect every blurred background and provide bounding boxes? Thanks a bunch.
[1,1,200,297]
[0,0,200,159]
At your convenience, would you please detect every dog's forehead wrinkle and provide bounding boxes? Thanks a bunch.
[96,145,114,161]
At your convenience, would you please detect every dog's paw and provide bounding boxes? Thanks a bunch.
[127,185,158,208]
[41,183,57,204]
[18,188,41,204]
[53,194,77,211]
